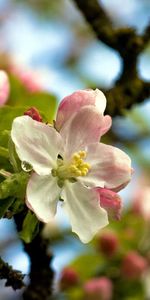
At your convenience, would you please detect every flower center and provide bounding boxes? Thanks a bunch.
[52,151,91,187]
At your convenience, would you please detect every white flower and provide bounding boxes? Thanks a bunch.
[11,106,131,243]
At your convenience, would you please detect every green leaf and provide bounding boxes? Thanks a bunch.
[0,146,9,158]
[8,137,21,172]
[66,288,83,300]
[0,156,12,175]
[0,171,29,200]
[0,172,29,218]
[70,253,102,281]
[0,130,13,173]
[19,211,39,243]
[0,130,10,148]
[8,74,57,122]
[0,197,15,218]
[0,106,27,131]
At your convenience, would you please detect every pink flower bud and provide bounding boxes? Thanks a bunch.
[98,231,119,257]
[10,65,42,93]
[0,70,10,106]
[132,187,150,221]
[20,71,42,93]
[96,188,122,220]
[24,107,43,122]
[55,89,112,133]
[83,277,113,300]
[59,267,79,290]
[121,251,148,279]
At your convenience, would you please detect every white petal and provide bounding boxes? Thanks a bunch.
[100,115,112,136]
[11,116,63,175]
[94,88,106,113]
[61,181,108,243]
[80,143,132,190]
[60,106,103,159]
[26,173,60,222]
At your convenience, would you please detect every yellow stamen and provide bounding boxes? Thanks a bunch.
[78,151,87,159]
[52,150,91,181]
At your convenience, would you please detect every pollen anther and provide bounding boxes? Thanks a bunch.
[54,150,91,182]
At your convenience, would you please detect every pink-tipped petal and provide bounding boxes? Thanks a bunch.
[80,143,132,190]
[60,106,104,159]
[96,188,122,220]
[0,70,10,106]
[55,89,106,131]
[26,173,60,222]
[100,115,112,135]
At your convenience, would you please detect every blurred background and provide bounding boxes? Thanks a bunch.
[0,0,150,299]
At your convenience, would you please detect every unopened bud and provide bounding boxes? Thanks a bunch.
[83,277,113,300]
[0,70,10,106]
[24,107,42,122]
[59,267,79,290]
[121,251,148,279]
[96,188,122,221]
[98,231,119,257]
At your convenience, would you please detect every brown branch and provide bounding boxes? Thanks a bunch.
[14,213,54,300]
[73,0,150,116]
[73,0,150,52]
[23,231,54,300]
[105,80,150,116]
[0,257,25,290]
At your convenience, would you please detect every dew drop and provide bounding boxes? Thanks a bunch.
[21,161,33,172]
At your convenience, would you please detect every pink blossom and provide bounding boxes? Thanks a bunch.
[0,70,10,106]
[10,65,42,93]
[121,251,148,279]
[83,277,113,300]
[132,184,150,221]
[59,267,79,290]
[55,89,112,134]
[96,188,122,220]
[97,231,119,257]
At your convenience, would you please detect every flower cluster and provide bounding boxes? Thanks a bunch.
[59,227,148,299]
[11,89,132,242]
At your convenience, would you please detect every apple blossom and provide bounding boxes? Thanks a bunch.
[10,65,42,93]
[11,94,132,243]
[121,251,148,279]
[97,231,119,257]
[133,184,150,221]
[55,89,112,135]
[59,267,79,290]
[83,277,113,300]
[0,70,10,106]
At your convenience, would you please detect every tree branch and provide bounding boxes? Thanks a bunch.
[23,230,54,300]
[14,213,54,300]
[73,0,150,116]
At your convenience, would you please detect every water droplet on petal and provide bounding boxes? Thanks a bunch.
[21,161,33,172]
